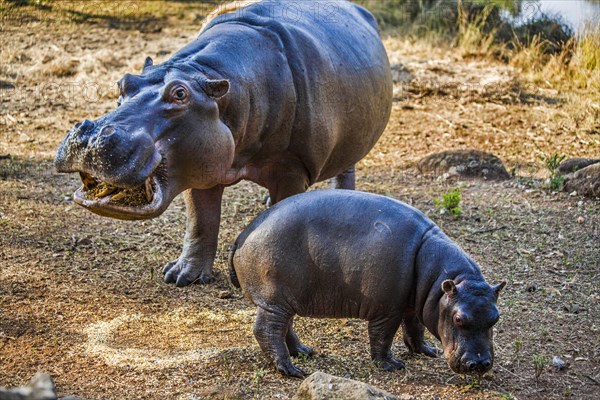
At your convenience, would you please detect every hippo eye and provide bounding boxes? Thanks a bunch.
[454,314,463,327]
[169,85,189,103]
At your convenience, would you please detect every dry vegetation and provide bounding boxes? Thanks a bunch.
[1,1,599,399]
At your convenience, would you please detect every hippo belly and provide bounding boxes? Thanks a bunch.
[230,190,506,377]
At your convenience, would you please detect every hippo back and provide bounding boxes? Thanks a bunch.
[198,0,393,183]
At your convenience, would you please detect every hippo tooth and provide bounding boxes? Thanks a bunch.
[145,178,154,202]
[79,172,97,190]
[96,185,118,198]
[110,191,127,202]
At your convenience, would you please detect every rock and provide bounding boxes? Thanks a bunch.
[526,284,537,293]
[563,163,600,198]
[0,373,57,400]
[557,158,600,175]
[390,63,414,84]
[552,356,567,370]
[564,304,581,314]
[417,149,510,180]
[77,237,92,247]
[293,372,398,400]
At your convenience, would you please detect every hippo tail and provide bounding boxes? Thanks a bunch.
[228,241,240,288]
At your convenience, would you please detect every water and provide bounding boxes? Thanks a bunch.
[510,0,600,34]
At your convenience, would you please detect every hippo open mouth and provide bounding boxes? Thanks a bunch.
[72,160,169,220]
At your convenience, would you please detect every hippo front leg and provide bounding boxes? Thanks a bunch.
[368,316,405,371]
[286,318,314,358]
[163,186,223,286]
[402,313,440,358]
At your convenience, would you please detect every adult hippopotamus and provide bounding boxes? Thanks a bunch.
[229,190,506,377]
[53,0,393,286]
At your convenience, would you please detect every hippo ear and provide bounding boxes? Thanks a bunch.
[441,280,457,297]
[205,79,230,99]
[493,281,507,298]
[142,57,154,71]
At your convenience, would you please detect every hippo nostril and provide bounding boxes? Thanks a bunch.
[74,119,94,135]
[81,119,94,130]
[482,359,492,369]
[100,126,115,136]
[466,361,477,370]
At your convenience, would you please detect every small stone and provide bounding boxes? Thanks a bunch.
[0,372,60,400]
[564,304,581,314]
[293,372,398,400]
[78,237,92,246]
[526,284,537,293]
[218,290,232,299]
[577,217,585,224]
[390,63,414,84]
[552,356,566,370]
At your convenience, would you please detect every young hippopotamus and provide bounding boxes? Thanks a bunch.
[229,190,506,378]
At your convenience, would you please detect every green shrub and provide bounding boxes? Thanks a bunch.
[539,153,566,191]
[434,188,463,216]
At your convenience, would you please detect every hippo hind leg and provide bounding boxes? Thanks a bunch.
[367,316,405,371]
[254,307,306,378]
[286,318,314,358]
[329,165,355,190]
[402,313,440,358]
[265,162,310,206]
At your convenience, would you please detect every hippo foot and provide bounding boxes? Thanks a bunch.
[408,342,441,358]
[276,360,306,378]
[289,344,314,358]
[374,356,405,371]
[162,258,212,286]
[417,344,441,358]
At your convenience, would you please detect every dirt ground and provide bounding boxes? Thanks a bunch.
[1,2,599,399]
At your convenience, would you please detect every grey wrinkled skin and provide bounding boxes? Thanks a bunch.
[54,0,393,287]
[230,190,506,378]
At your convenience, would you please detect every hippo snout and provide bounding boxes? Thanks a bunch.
[54,119,96,172]
[462,353,493,373]
[55,118,162,188]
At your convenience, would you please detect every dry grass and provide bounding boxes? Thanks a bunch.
[456,0,497,57]
[443,1,599,135]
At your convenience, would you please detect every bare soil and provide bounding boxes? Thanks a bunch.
[1,2,599,399]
